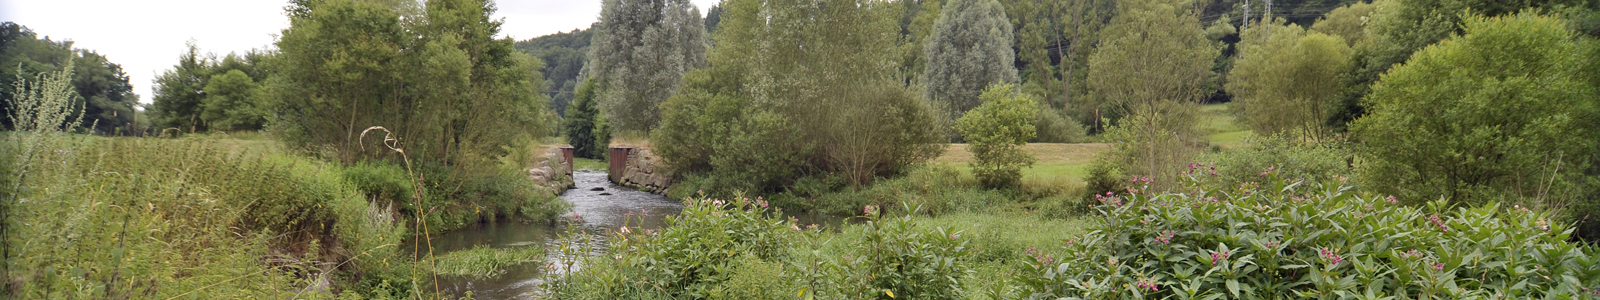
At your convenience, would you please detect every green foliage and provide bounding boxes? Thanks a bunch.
[1351,13,1599,207]
[551,197,977,300]
[514,28,592,115]
[549,195,791,299]
[587,0,707,132]
[563,79,609,159]
[1228,19,1352,139]
[151,44,272,134]
[1018,170,1600,299]
[653,0,943,193]
[1201,135,1354,190]
[923,0,1020,128]
[1310,0,1387,46]
[431,246,542,278]
[1032,106,1087,143]
[1084,154,1129,198]
[342,161,416,204]
[274,0,553,166]
[956,84,1039,189]
[4,136,408,298]
[1088,0,1217,119]
[1327,0,1596,129]
[0,22,138,134]
[201,69,269,131]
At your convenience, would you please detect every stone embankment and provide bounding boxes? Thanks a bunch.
[528,146,573,193]
[616,148,673,194]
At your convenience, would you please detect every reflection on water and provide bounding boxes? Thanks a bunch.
[426,171,851,299]
[428,171,683,299]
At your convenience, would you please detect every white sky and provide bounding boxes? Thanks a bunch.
[0,0,719,105]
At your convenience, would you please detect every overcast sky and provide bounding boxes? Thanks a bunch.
[0,0,719,105]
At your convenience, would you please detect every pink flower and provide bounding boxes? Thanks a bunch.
[619,226,631,234]
[1433,263,1444,271]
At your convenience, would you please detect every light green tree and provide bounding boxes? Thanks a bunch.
[955,84,1038,189]
[1310,0,1389,47]
[923,0,1018,130]
[1086,0,1217,186]
[1228,19,1351,140]
[586,0,707,133]
[1351,13,1599,206]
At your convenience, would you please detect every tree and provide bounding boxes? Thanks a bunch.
[1310,0,1388,46]
[273,0,552,164]
[1327,0,1597,130]
[1228,19,1351,139]
[515,28,592,116]
[1351,13,1599,207]
[654,0,942,192]
[586,0,707,133]
[923,0,1018,129]
[563,79,609,159]
[1087,0,1218,187]
[955,84,1037,189]
[200,70,267,131]
[0,22,138,134]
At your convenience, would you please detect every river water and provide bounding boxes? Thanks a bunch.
[427,171,685,299]
[426,171,848,299]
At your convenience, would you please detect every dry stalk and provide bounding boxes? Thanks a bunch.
[359,126,439,298]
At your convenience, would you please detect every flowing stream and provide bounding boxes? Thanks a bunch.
[426,171,684,299]
[425,171,847,299]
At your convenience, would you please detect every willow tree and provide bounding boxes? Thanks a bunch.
[1087,0,1217,187]
[923,0,1018,130]
[586,0,707,133]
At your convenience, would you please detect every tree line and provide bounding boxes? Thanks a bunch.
[0,22,139,135]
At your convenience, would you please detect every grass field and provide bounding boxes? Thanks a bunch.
[933,143,1110,182]
[1199,103,1252,149]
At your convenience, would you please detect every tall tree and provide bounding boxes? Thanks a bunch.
[923,0,1019,130]
[1088,0,1218,186]
[563,79,608,159]
[0,22,138,134]
[273,0,552,164]
[1228,18,1351,139]
[655,0,942,192]
[586,0,707,133]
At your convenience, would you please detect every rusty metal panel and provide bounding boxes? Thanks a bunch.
[558,146,574,175]
[608,146,635,183]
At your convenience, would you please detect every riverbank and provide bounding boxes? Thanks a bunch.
[2,134,571,298]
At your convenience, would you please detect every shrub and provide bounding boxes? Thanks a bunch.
[955,84,1039,189]
[1018,169,1600,299]
[1032,107,1086,143]
[1200,134,1352,189]
[549,195,791,299]
[1351,13,1599,207]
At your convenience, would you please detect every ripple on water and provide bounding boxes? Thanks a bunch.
[427,171,682,300]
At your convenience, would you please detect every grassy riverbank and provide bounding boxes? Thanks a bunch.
[2,133,569,298]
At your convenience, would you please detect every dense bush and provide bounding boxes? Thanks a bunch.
[1200,135,1352,189]
[653,0,944,194]
[1351,13,1600,208]
[549,196,977,299]
[955,84,1039,189]
[1019,169,1600,299]
[4,136,409,298]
